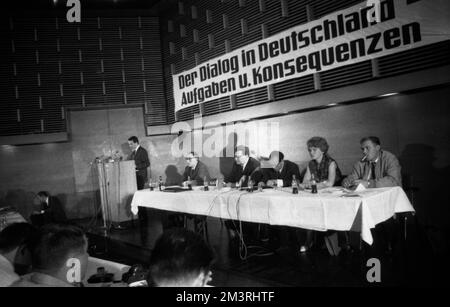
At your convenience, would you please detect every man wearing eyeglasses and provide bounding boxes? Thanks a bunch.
[182,152,211,186]
[225,145,260,187]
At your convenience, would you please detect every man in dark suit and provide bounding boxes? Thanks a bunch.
[128,136,150,190]
[223,146,261,245]
[258,151,301,187]
[128,136,150,245]
[256,151,302,248]
[225,146,261,187]
[182,152,210,186]
[30,191,67,227]
[180,152,211,234]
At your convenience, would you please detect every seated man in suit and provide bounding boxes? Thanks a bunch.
[342,136,402,188]
[182,152,211,186]
[257,151,301,187]
[254,151,301,248]
[342,136,402,257]
[30,191,67,227]
[223,146,262,246]
[181,152,211,234]
[224,146,260,187]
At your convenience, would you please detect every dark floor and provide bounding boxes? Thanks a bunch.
[79,212,449,287]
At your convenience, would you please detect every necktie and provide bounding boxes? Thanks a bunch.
[370,162,376,180]
[131,150,136,160]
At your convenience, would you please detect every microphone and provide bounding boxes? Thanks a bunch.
[237,175,246,188]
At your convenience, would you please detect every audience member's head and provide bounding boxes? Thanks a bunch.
[360,136,381,162]
[0,223,36,272]
[235,146,250,165]
[36,191,50,204]
[30,223,89,284]
[148,228,214,287]
[307,137,329,161]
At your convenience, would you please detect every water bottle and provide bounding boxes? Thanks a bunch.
[149,178,154,191]
[292,175,298,194]
[216,176,223,190]
[187,176,192,190]
[203,176,209,191]
[247,179,254,192]
[311,174,318,194]
[258,182,264,192]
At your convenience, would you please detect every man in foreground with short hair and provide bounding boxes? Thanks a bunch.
[11,224,89,287]
[148,228,214,287]
[0,223,36,287]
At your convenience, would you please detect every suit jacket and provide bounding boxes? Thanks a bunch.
[226,157,261,187]
[31,196,67,226]
[183,161,210,186]
[47,196,67,222]
[259,160,301,187]
[130,146,150,181]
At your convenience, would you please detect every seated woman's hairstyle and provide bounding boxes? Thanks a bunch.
[148,228,214,286]
[306,137,329,154]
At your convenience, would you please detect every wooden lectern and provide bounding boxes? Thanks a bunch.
[96,160,137,227]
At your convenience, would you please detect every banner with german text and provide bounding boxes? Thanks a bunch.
[172,0,450,113]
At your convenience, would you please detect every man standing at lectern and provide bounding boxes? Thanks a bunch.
[128,136,150,245]
[128,136,150,190]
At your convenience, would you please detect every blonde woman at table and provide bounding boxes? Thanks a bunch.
[299,137,343,256]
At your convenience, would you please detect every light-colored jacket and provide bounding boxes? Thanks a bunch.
[345,150,402,188]
[0,254,19,287]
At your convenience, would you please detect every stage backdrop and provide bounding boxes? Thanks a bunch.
[172,0,450,113]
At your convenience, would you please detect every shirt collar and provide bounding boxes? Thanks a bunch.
[242,158,249,171]
[371,153,380,164]
[275,161,284,173]
[135,145,140,152]
[190,160,198,170]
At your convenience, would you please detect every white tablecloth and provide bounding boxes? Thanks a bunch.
[130,187,414,245]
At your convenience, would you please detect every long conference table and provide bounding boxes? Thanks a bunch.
[130,186,414,245]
